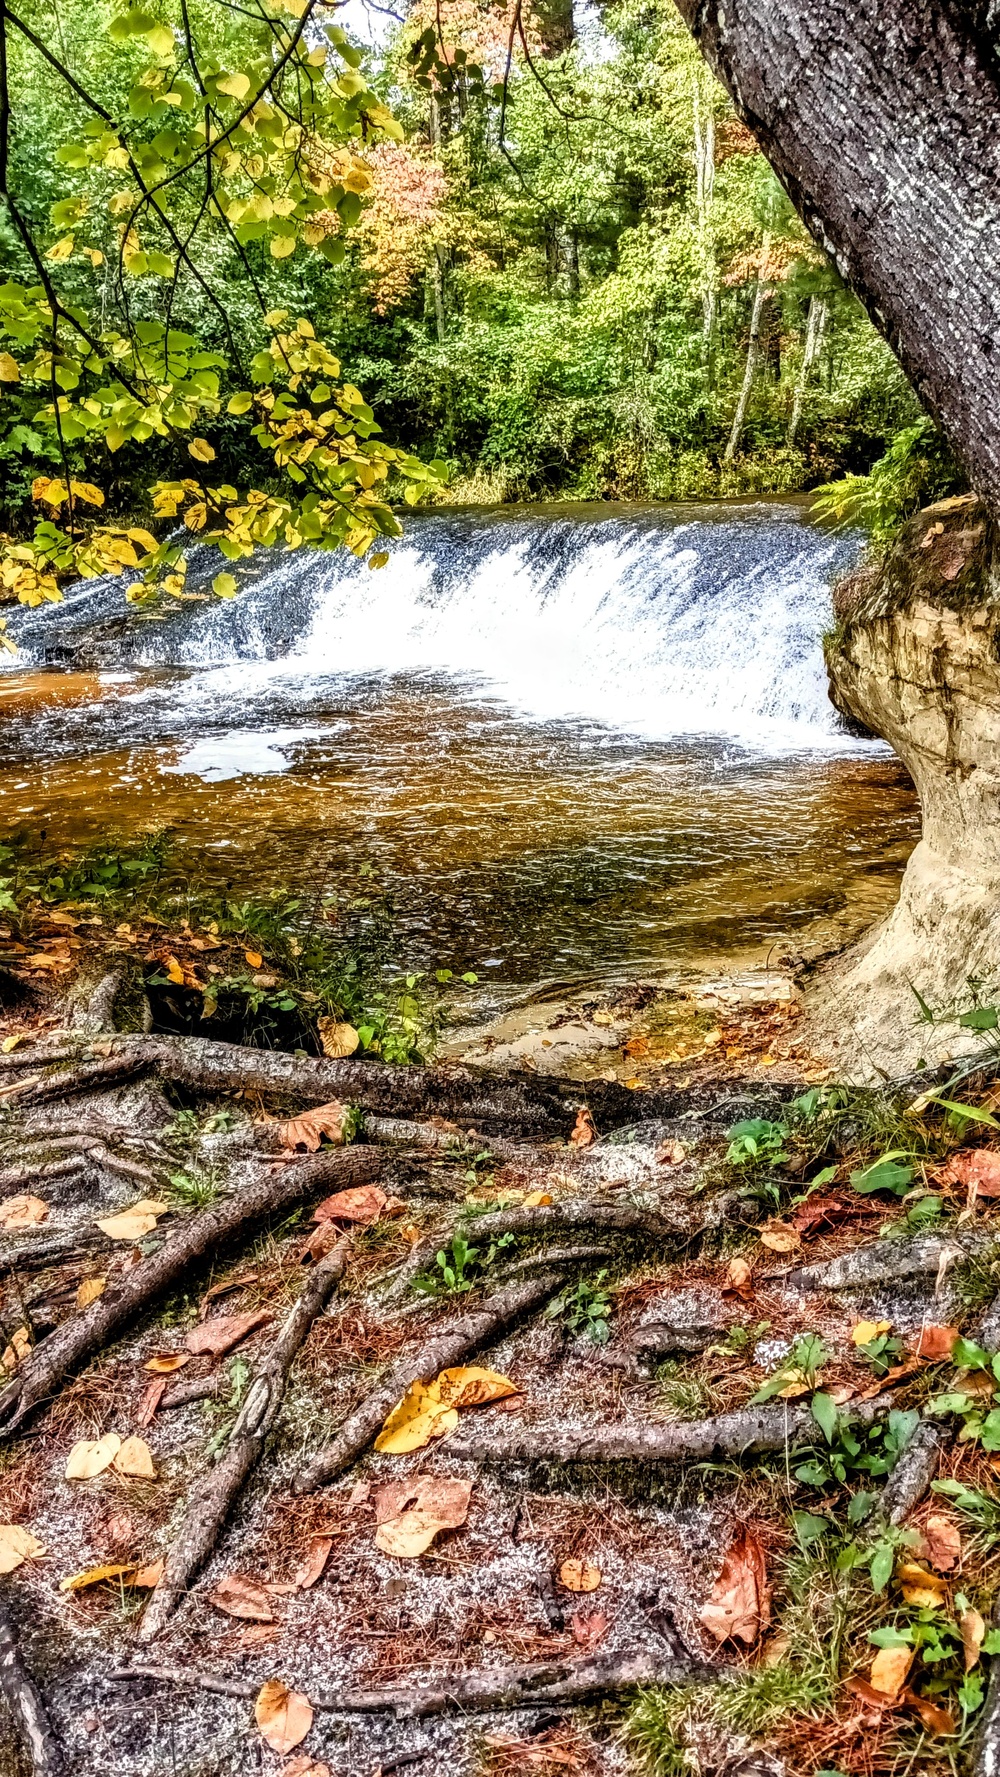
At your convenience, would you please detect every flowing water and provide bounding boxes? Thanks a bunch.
[0,500,919,1002]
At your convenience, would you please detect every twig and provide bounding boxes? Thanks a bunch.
[294,1272,566,1494]
[0,1148,380,1433]
[0,1593,64,1775]
[140,1237,351,1639]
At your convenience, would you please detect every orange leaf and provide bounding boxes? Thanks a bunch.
[760,1222,800,1253]
[723,1256,753,1300]
[901,1687,955,1737]
[76,1277,106,1308]
[568,1108,596,1148]
[294,1536,334,1590]
[897,1562,949,1608]
[0,1193,48,1229]
[374,1475,471,1558]
[279,1102,350,1153]
[699,1526,770,1647]
[920,1514,962,1573]
[940,1148,1000,1198]
[571,1608,608,1649]
[206,1574,276,1621]
[912,1323,959,1362]
[244,950,263,968]
[961,1607,986,1669]
[186,1311,272,1357]
[558,1558,602,1593]
[869,1643,913,1700]
[144,1353,189,1373]
[312,1185,387,1225]
[255,1679,313,1755]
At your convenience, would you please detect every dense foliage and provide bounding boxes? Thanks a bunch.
[0,0,944,643]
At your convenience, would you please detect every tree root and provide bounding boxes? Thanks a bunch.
[782,1229,997,1292]
[109,1646,716,1717]
[977,1604,1000,1776]
[879,1416,944,1526]
[294,1271,566,1494]
[14,1055,149,1107]
[447,1395,892,1466]
[0,1147,381,1434]
[0,1594,64,1775]
[140,1236,351,1640]
[0,1156,85,1195]
[382,1198,694,1304]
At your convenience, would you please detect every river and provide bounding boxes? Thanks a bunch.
[0,500,919,1005]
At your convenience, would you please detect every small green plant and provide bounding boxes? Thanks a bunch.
[928,1337,1000,1450]
[417,1228,515,1296]
[166,1168,219,1211]
[203,1355,252,1458]
[849,1151,915,1196]
[545,1273,613,1345]
[854,1328,904,1378]
[720,1320,771,1354]
[725,1117,789,1168]
[751,1333,829,1404]
[654,1361,715,1420]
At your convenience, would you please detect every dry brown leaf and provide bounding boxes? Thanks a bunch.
[723,1256,753,1300]
[374,1475,472,1559]
[699,1527,770,1646]
[316,1017,359,1058]
[961,1606,986,1669]
[558,1558,602,1593]
[1,1325,30,1372]
[76,1277,106,1309]
[143,1352,189,1373]
[113,1435,156,1479]
[65,1432,122,1481]
[255,1679,313,1755]
[281,1757,331,1777]
[869,1643,913,1700]
[913,1323,959,1362]
[759,1222,800,1253]
[199,1271,260,1313]
[897,1562,949,1608]
[312,1185,387,1225]
[570,1608,608,1649]
[206,1574,276,1622]
[921,1514,962,1573]
[901,1687,955,1737]
[299,1222,340,1264]
[0,1193,48,1229]
[95,1199,169,1241]
[294,1536,334,1590]
[568,1108,596,1148]
[940,1148,1000,1198]
[186,1310,272,1357]
[278,1101,349,1153]
[137,1377,167,1428]
[0,1525,46,1574]
[131,1557,164,1588]
[240,1624,279,1649]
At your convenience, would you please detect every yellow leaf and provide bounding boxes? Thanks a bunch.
[869,1643,913,1699]
[216,71,251,99]
[76,1277,106,1309]
[558,1558,602,1593]
[852,1320,892,1346]
[0,1525,46,1574]
[127,528,158,553]
[60,1562,137,1593]
[522,1191,553,1207]
[146,23,175,55]
[95,1200,167,1241]
[1,1036,24,1053]
[760,1223,800,1253]
[374,1381,460,1455]
[0,353,20,382]
[1,1327,30,1372]
[70,480,104,506]
[144,1353,189,1373]
[113,1436,156,1479]
[245,950,263,968]
[165,955,185,985]
[188,438,215,463]
[368,551,389,570]
[897,1562,949,1608]
[436,1366,518,1408]
[270,234,296,259]
[65,1432,122,1480]
[212,572,238,599]
[254,1679,313,1755]
[46,235,75,262]
[317,1017,359,1058]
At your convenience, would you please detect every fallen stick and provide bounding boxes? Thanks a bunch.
[446,1395,893,1466]
[141,1236,350,1639]
[108,1645,715,1717]
[0,1593,64,1775]
[359,1114,530,1166]
[159,1374,223,1411]
[0,1147,380,1434]
[294,1271,565,1494]
[879,1416,944,1525]
[383,1199,693,1304]
[977,1602,1000,1777]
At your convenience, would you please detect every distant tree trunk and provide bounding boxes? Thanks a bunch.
[723,232,771,463]
[566,230,580,300]
[431,246,447,343]
[691,72,718,358]
[674,0,1000,511]
[787,294,828,445]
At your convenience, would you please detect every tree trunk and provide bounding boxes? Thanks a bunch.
[722,232,771,463]
[674,0,1000,510]
[787,293,828,445]
[692,72,718,358]
[431,245,447,344]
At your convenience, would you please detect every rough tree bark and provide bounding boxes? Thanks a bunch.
[675,0,1000,509]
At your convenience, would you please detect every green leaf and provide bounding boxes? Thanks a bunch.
[869,1541,894,1593]
[959,1006,999,1030]
[850,1158,914,1195]
[227,391,253,415]
[934,1097,1000,1130]
[811,1392,838,1444]
[212,572,237,599]
[792,1511,829,1548]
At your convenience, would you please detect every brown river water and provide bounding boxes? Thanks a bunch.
[0,501,919,1006]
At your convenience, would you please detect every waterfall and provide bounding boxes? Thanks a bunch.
[3,500,862,751]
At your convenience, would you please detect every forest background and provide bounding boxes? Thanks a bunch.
[0,0,968,553]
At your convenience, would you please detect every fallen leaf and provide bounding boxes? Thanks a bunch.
[699,1527,770,1647]
[316,1017,359,1058]
[869,1643,913,1700]
[0,1525,46,1574]
[723,1256,753,1300]
[1,1326,30,1372]
[568,1108,596,1148]
[164,955,185,985]
[143,1352,189,1373]
[60,1562,138,1593]
[558,1558,602,1593]
[255,1679,313,1755]
[186,1310,272,1356]
[961,1606,986,1669]
[294,1536,334,1590]
[240,1624,279,1649]
[374,1475,472,1558]
[852,1319,893,1346]
[199,1271,259,1313]
[374,1366,517,1455]
[0,1035,25,1053]
[281,1758,331,1777]
[65,1433,122,1480]
[96,1199,169,1241]
[206,1574,276,1622]
[760,1222,800,1254]
[571,1608,608,1649]
[521,1190,554,1207]
[131,1557,165,1588]
[137,1377,167,1427]
[279,1101,350,1152]
[656,1140,686,1165]
[0,1193,48,1229]
[940,1148,1000,1198]
[845,1676,898,1712]
[312,1185,387,1225]
[920,1514,962,1573]
[244,950,263,968]
[901,1687,955,1737]
[299,1222,340,1263]
[76,1277,106,1308]
[113,1436,156,1479]
[913,1323,959,1361]
[897,1561,949,1608]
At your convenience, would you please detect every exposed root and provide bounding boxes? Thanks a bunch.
[879,1415,944,1525]
[0,1595,64,1775]
[783,1228,996,1291]
[294,1271,566,1493]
